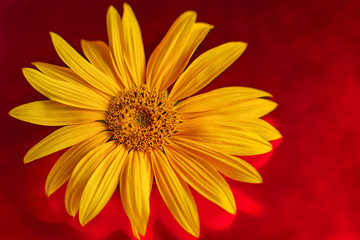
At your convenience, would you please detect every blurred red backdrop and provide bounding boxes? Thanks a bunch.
[1,0,360,239]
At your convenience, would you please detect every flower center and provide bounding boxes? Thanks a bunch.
[105,86,180,151]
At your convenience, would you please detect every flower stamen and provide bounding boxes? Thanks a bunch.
[105,86,179,151]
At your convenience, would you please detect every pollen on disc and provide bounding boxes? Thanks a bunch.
[105,86,180,151]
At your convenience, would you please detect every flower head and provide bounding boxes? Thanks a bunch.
[9,3,281,238]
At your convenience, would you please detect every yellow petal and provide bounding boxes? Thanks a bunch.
[45,131,111,196]
[175,86,272,113]
[171,136,262,183]
[23,68,109,111]
[166,142,236,214]
[229,117,282,141]
[180,114,281,141]
[122,3,146,87]
[33,62,87,86]
[65,141,117,216]
[50,32,121,95]
[81,40,123,88]
[120,150,152,237]
[245,118,282,141]
[106,6,133,89]
[131,225,140,240]
[176,116,272,156]
[79,144,127,225]
[146,11,196,91]
[9,100,104,126]
[169,42,247,102]
[225,98,278,118]
[180,98,278,120]
[24,122,106,163]
[33,62,110,100]
[160,23,214,92]
[150,149,199,237]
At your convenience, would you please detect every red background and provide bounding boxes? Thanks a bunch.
[1,0,360,239]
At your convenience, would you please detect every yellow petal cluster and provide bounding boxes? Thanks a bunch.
[9,3,281,239]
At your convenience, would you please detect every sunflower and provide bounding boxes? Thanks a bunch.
[9,3,281,239]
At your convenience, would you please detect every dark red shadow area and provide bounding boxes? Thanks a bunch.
[1,0,360,239]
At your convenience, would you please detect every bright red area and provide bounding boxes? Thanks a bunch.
[1,0,360,239]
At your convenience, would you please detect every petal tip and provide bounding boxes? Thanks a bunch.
[8,108,16,118]
[49,31,59,40]
[70,208,77,218]
[264,90,274,98]
[31,62,45,70]
[107,5,119,15]
[187,216,200,237]
[229,204,237,215]
[198,22,214,30]
[45,186,52,197]
[264,143,273,153]
[80,39,89,50]
[185,10,197,17]
[123,2,132,10]
[79,218,86,227]
[222,197,237,214]
[65,204,75,217]
[79,209,90,226]
[24,150,38,163]
[23,155,31,164]
[235,41,248,51]
[251,171,263,184]
[193,228,200,238]
[21,67,30,74]
[179,10,197,22]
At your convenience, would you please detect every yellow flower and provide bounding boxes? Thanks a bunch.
[9,3,281,239]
